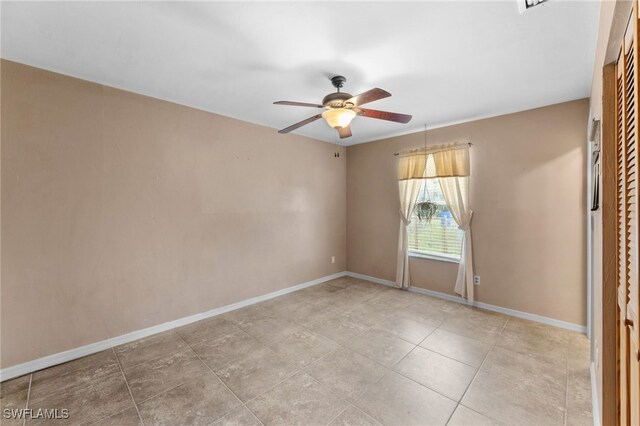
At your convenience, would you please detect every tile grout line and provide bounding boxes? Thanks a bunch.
[389,341,419,370]
[415,327,493,369]
[365,323,429,347]
[284,323,344,350]
[211,342,350,420]
[174,330,265,426]
[280,292,382,347]
[444,316,511,425]
[118,343,194,373]
[381,337,485,407]
[241,346,338,406]
[324,403,351,426]
[178,320,267,372]
[307,321,374,348]
[225,303,348,349]
[113,335,224,407]
[298,367,358,425]
[299,346,341,372]
[181,312,322,385]
[322,334,390,372]
[334,317,438,372]
[347,367,393,425]
[452,404,500,425]
[87,406,139,426]
[111,347,145,426]
[415,345,486,369]
[307,291,427,344]
[297,344,395,426]
[133,376,197,407]
[110,349,236,410]
[390,362,464,407]
[22,374,32,426]
[301,343,391,409]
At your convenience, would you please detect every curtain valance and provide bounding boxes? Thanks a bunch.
[397,143,470,180]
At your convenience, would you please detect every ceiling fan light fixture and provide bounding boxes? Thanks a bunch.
[322,108,356,129]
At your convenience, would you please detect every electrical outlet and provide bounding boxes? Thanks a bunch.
[473,275,481,285]
[331,256,335,264]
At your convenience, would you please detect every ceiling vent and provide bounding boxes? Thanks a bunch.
[518,0,548,13]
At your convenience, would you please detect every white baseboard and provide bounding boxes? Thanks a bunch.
[0,271,347,382]
[590,362,600,426]
[346,271,397,288]
[345,271,587,334]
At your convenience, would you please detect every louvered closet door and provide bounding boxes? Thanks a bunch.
[617,40,630,426]
[626,6,640,424]
[616,3,640,424]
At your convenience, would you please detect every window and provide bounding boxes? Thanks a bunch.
[407,179,463,260]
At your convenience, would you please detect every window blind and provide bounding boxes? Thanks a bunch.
[407,179,463,259]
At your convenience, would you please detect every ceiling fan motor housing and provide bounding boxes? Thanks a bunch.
[322,92,353,108]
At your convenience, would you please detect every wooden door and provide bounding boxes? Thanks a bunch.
[615,2,640,424]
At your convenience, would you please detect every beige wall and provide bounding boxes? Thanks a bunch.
[348,99,589,325]
[0,60,346,368]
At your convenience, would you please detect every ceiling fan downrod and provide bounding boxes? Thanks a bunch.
[330,75,347,93]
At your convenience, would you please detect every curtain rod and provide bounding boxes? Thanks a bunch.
[393,142,473,156]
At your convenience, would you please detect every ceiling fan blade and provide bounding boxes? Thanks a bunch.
[274,101,325,108]
[346,88,391,106]
[337,126,352,139]
[358,108,412,124]
[278,114,323,134]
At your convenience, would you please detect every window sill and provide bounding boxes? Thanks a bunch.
[409,250,460,264]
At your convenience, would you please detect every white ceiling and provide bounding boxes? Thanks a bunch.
[1,1,600,145]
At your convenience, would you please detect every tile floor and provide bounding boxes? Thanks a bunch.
[0,277,593,426]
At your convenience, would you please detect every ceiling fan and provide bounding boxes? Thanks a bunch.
[274,75,412,139]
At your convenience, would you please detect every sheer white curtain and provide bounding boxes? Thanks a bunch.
[439,177,473,300]
[433,145,474,301]
[395,154,427,288]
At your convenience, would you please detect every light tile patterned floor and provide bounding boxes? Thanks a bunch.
[0,277,593,426]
